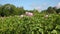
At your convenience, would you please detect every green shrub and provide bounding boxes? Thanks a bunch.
[0,14,59,34]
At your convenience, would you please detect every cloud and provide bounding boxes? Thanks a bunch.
[30,3,41,8]
[56,2,60,9]
[42,3,47,7]
[34,7,41,11]
[30,3,47,10]
[30,3,41,11]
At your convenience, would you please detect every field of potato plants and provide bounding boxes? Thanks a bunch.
[0,14,60,34]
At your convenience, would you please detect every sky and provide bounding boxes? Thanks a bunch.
[0,0,60,10]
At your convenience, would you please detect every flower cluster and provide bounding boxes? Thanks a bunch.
[25,12,33,16]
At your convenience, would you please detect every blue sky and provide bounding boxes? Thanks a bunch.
[0,0,60,10]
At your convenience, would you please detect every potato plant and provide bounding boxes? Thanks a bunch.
[0,14,59,34]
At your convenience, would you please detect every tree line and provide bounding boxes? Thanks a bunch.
[0,4,60,17]
[41,6,60,14]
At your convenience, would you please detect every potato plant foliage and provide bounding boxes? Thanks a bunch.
[0,14,59,34]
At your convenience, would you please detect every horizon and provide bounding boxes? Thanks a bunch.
[0,0,60,10]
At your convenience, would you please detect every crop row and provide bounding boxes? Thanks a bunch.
[0,14,60,34]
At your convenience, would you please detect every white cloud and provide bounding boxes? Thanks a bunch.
[30,3,41,11]
[30,3,48,11]
[56,2,60,9]
[30,3,41,8]
[35,7,41,11]
[42,3,47,7]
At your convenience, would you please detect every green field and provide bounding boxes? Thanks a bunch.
[0,14,60,34]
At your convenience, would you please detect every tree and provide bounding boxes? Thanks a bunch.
[56,8,60,13]
[47,6,56,14]
[41,10,48,14]
[53,7,60,13]
[17,7,25,15]
[0,5,2,16]
[1,4,19,16]
[53,7,57,11]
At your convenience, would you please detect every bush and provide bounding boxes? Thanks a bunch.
[0,14,59,34]
[0,4,25,17]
